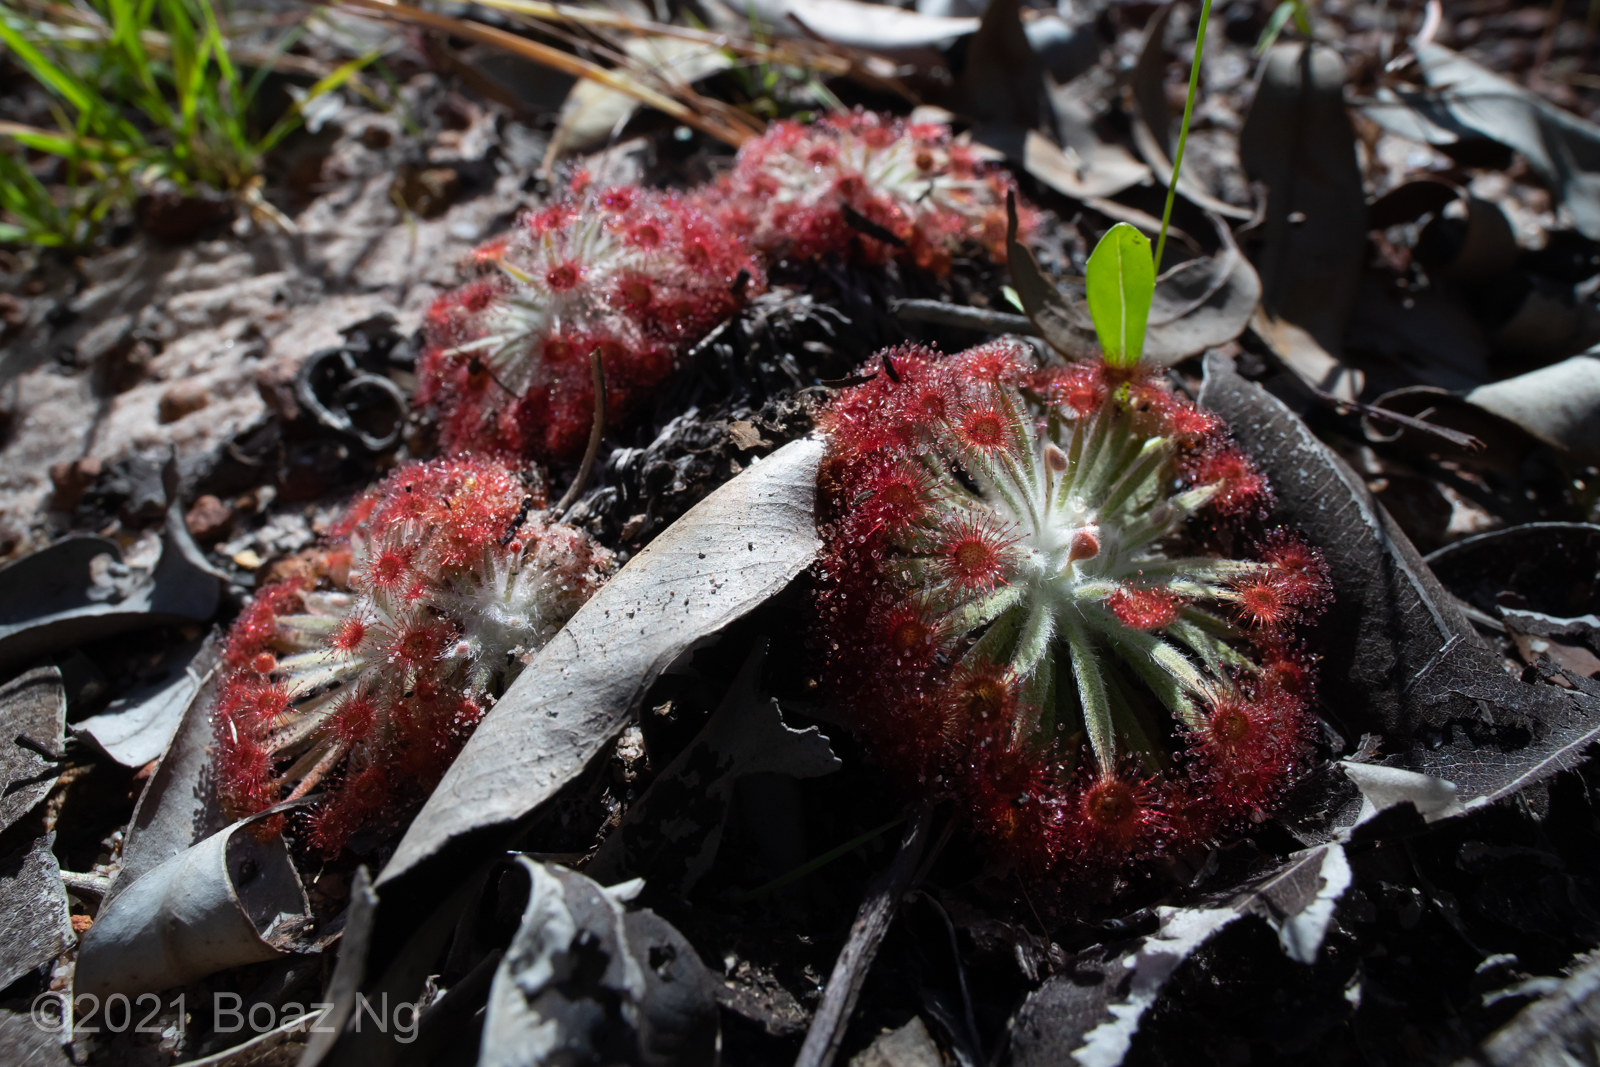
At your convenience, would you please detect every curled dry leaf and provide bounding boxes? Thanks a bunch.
[73,637,213,769]
[548,37,733,159]
[1367,43,1600,241]
[1198,353,1600,820]
[103,638,227,908]
[1010,844,1351,1067]
[1464,355,1600,465]
[0,534,219,672]
[377,436,826,890]
[75,816,313,998]
[479,858,718,1067]
[585,643,840,895]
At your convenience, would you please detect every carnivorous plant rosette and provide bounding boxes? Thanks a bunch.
[698,110,1031,275]
[212,457,614,855]
[811,339,1330,877]
[418,180,765,463]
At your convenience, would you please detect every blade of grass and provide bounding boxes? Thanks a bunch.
[0,14,96,113]
[1153,0,1215,273]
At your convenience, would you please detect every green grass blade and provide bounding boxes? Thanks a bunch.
[1153,0,1215,273]
[0,16,96,114]
[1085,222,1154,369]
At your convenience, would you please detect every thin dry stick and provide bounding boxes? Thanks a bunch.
[794,804,933,1067]
[468,0,853,75]
[553,350,606,518]
[331,0,756,147]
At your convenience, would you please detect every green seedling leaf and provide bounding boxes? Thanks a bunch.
[1085,223,1155,368]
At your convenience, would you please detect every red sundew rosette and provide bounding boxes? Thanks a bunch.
[695,110,1035,275]
[810,344,1331,883]
[210,457,612,856]
[417,183,764,463]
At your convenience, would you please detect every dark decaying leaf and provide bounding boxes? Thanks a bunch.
[75,816,314,997]
[297,866,377,1067]
[73,636,214,769]
[0,833,75,994]
[1010,844,1350,1067]
[1199,353,1600,817]
[1239,42,1366,358]
[0,667,66,837]
[376,436,825,893]
[0,534,219,672]
[478,858,719,1067]
[943,0,1047,159]
[585,643,839,894]
[1424,523,1600,625]
[1006,201,1259,364]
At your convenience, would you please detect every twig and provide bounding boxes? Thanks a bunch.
[552,350,606,518]
[889,298,1037,336]
[1335,393,1481,451]
[795,804,933,1067]
[330,0,756,147]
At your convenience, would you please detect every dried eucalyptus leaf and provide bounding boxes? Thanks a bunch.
[585,644,840,894]
[0,667,66,837]
[377,437,826,890]
[1011,845,1348,1067]
[0,833,75,993]
[480,858,718,1067]
[1198,353,1600,816]
[104,638,227,908]
[76,818,312,998]
[751,0,978,50]
[1399,43,1600,241]
[1465,354,1600,464]
[550,37,733,157]
[1022,129,1151,202]
[74,637,212,769]
[0,535,219,672]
